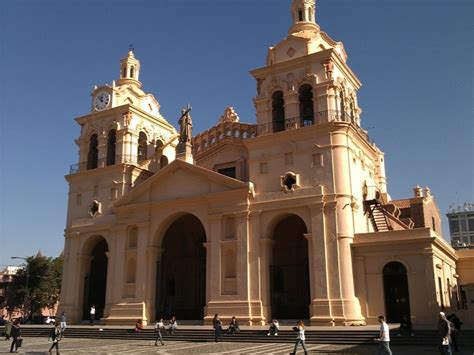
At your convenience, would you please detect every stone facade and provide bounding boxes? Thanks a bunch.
[59,0,473,327]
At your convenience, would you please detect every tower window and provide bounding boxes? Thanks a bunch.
[160,155,168,168]
[138,131,147,162]
[106,129,116,166]
[122,67,126,78]
[298,8,303,21]
[130,66,135,79]
[272,90,285,133]
[87,134,98,170]
[339,91,345,121]
[299,84,314,127]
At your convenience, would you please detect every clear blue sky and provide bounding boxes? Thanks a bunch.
[0,0,472,267]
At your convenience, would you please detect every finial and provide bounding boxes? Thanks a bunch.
[129,44,135,52]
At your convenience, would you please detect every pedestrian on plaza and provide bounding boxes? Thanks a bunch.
[89,305,96,325]
[48,320,62,354]
[438,312,452,355]
[290,320,308,355]
[4,318,12,340]
[154,318,165,346]
[448,314,462,352]
[267,319,279,336]
[397,314,414,336]
[167,316,177,334]
[9,319,21,353]
[213,314,222,343]
[0,315,5,326]
[226,316,240,335]
[375,315,392,355]
[60,311,67,335]
[134,319,144,332]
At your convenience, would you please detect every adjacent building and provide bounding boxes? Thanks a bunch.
[447,203,474,249]
[59,0,474,327]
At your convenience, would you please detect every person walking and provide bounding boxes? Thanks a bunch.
[375,315,392,355]
[60,312,67,335]
[89,305,95,325]
[154,318,165,346]
[48,320,62,354]
[213,314,222,343]
[448,314,462,352]
[9,319,21,353]
[4,318,12,340]
[290,320,308,355]
[438,312,452,355]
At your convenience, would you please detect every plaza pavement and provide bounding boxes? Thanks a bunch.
[2,337,474,354]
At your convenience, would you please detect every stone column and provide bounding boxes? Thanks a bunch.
[283,89,299,127]
[259,237,274,323]
[97,132,108,167]
[135,223,149,302]
[144,247,164,323]
[330,128,364,325]
[308,203,333,325]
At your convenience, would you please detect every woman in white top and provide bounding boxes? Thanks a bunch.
[290,320,308,355]
[154,318,165,346]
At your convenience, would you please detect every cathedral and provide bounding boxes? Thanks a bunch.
[60,0,474,327]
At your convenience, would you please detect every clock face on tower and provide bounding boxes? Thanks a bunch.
[94,91,111,111]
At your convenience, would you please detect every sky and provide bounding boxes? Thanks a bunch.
[0,0,472,267]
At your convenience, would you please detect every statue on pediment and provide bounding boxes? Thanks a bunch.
[178,104,192,143]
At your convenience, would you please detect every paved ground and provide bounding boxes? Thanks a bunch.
[1,337,474,354]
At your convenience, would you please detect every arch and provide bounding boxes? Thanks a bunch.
[160,155,168,168]
[138,131,147,162]
[82,236,109,320]
[383,261,411,323]
[156,214,206,320]
[122,67,126,78]
[298,84,314,127]
[298,8,303,21]
[106,129,116,166]
[130,66,135,78]
[272,90,285,133]
[155,139,164,151]
[269,214,310,319]
[87,134,99,170]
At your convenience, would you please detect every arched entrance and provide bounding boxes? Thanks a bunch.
[82,237,108,320]
[270,215,310,319]
[383,261,410,323]
[156,214,206,320]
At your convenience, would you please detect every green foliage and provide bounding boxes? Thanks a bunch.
[6,255,63,317]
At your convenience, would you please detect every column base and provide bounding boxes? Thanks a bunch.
[102,302,148,325]
[204,300,266,325]
[309,298,366,326]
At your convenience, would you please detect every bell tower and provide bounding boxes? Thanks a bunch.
[117,50,141,87]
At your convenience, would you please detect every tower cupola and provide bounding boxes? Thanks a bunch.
[117,50,142,88]
[289,0,320,34]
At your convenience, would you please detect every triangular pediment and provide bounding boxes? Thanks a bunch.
[115,159,251,207]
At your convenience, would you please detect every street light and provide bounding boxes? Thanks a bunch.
[11,256,30,320]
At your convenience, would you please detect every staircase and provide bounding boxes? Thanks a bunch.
[364,199,391,232]
[19,326,474,347]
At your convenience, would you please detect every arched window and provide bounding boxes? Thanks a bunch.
[299,84,314,126]
[122,67,126,78]
[130,66,135,79]
[298,8,303,21]
[272,90,285,133]
[155,139,164,152]
[106,129,116,166]
[160,155,168,168]
[138,131,147,162]
[87,134,98,170]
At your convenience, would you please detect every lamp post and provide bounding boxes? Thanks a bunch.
[11,256,30,320]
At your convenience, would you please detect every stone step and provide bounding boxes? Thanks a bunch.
[19,327,474,346]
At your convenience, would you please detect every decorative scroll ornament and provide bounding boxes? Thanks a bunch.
[219,106,240,123]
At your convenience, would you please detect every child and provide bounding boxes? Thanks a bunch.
[267,319,279,336]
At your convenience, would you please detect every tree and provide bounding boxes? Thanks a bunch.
[6,254,63,319]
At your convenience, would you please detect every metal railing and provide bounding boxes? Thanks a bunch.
[69,154,138,174]
[256,110,365,137]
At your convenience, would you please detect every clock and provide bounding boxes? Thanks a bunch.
[94,91,111,111]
